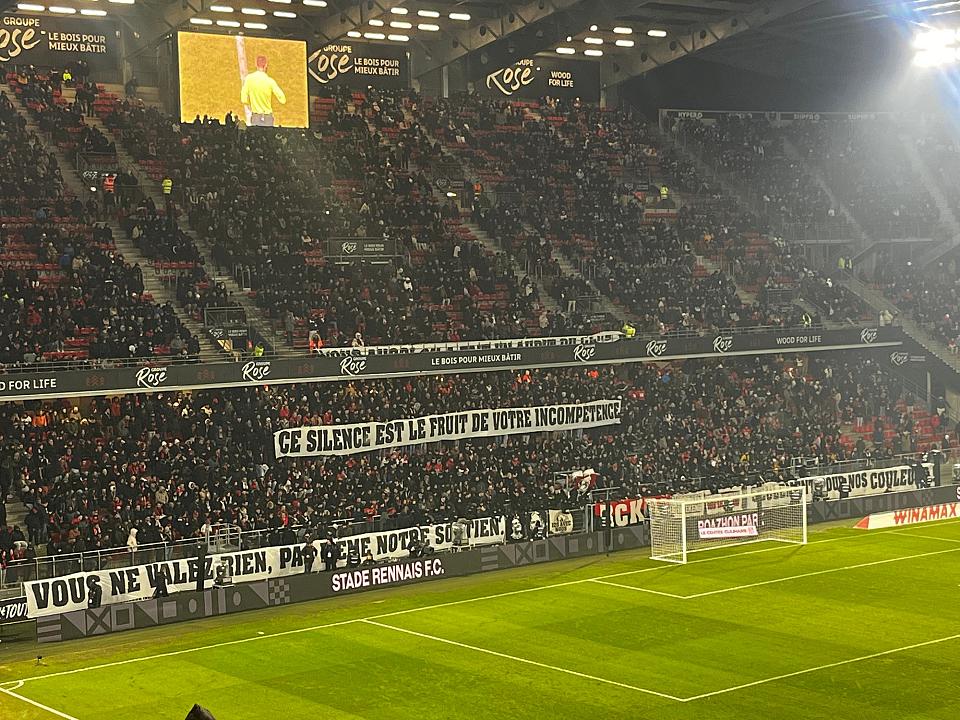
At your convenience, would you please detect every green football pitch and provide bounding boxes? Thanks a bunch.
[2,519,959,720]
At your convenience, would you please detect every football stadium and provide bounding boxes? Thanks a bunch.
[1,0,960,717]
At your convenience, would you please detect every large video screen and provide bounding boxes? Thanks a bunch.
[178,31,308,128]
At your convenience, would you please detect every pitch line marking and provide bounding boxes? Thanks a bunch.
[362,619,685,702]
[0,680,78,719]
[680,633,960,702]
[588,579,688,598]
[681,545,960,599]
[888,529,960,544]
[5,523,951,687]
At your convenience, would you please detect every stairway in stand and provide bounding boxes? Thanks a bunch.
[404,109,635,328]
[81,111,294,355]
[1,81,222,359]
[7,85,221,357]
[365,107,565,331]
[898,131,960,266]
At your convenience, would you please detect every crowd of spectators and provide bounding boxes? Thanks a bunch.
[876,259,960,350]
[422,96,820,333]
[96,89,568,347]
[786,116,939,239]
[0,354,940,566]
[670,115,841,239]
[0,87,200,366]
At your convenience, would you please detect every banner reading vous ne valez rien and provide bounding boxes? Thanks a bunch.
[25,516,508,618]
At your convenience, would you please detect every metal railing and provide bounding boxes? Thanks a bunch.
[0,509,588,595]
[0,516,383,592]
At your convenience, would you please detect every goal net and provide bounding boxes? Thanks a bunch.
[648,486,807,564]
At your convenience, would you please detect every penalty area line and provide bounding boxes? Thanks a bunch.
[0,681,79,720]
[362,619,685,702]
[681,633,960,702]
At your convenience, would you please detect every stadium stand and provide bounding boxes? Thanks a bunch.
[0,85,202,367]
[0,354,947,572]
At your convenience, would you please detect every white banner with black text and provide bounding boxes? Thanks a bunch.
[274,399,622,458]
[24,517,507,618]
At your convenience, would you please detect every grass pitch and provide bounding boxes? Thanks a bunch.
[2,520,959,720]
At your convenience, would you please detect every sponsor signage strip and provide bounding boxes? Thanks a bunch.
[0,595,28,624]
[480,57,600,102]
[273,399,622,458]
[0,14,120,79]
[0,327,902,402]
[854,501,960,530]
[24,517,506,618]
[661,109,885,122]
[308,41,408,90]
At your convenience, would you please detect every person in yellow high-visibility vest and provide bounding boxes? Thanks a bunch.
[621,322,636,338]
[161,176,174,219]
[240,55,286,127]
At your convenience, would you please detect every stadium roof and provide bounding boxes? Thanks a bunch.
[0,0,951,87]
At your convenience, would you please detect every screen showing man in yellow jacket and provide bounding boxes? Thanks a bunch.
[241,56,286,127]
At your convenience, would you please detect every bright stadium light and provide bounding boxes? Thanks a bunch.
[369,18,384,26]
[347,30,361,37]
[273,10,296,17]
[387,34,409,41]
[241,7,266,15]
[216,18,240,26]
[449,12,470,20]
[556,46,575,54]
[210,4,233,11]
[390,6,408,13]
[584,37,603,44]
[584,48,602,56]
[17,3,45,9]
[417,9,439,17]
[914,46,960,66]
[913,27,959,49]
[268,0,292,3]
[243,21,268,29]
[302,0,327,6]
[647,28,667,37]
[364,31,385,39]
[613,26,632,34]
[615,38,635,47]
[913,27,960,66]
[49,6,77,12]
[190,17,213,24]
[81,7,107,14]
[390,21,411,28]
[418,23,439,31]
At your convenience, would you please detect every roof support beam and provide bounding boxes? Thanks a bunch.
[599,0,826,88]
[412,0,584,77]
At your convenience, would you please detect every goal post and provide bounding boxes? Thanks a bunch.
[649,486,807,564]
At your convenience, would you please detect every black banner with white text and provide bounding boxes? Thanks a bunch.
[1,14,120,79]
[308,41,408,90]
[479,57,600,102]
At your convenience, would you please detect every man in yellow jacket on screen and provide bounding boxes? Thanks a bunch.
[240,55,286,127]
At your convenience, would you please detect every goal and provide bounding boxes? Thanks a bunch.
[648,486,807,564]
